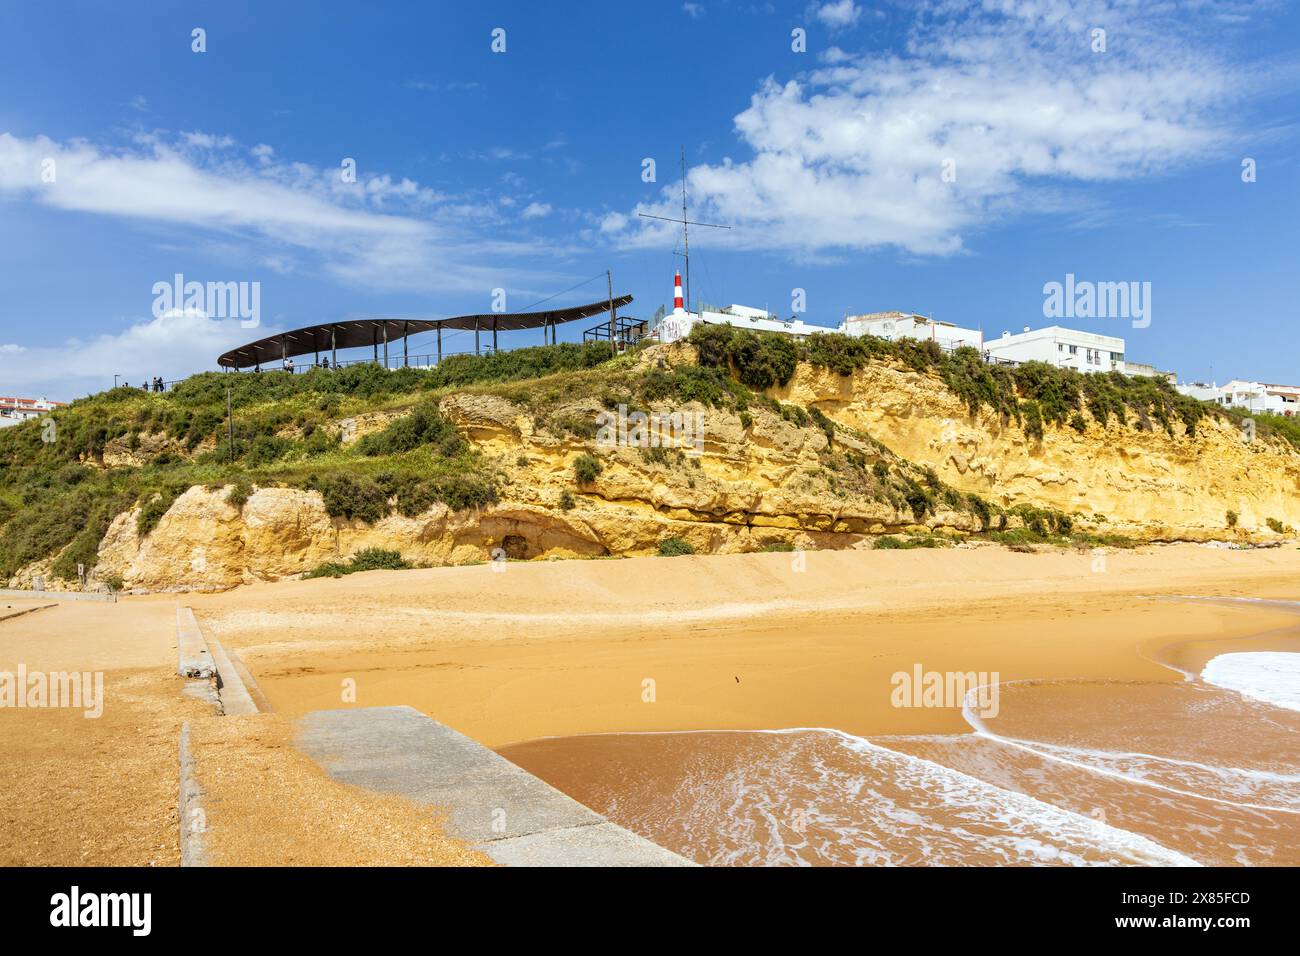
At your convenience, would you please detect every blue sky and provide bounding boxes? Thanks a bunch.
[1,0,1297,399]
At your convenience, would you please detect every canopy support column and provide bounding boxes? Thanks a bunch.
[331,328,337,367]
[403,321,409,367]
[437,325,442,364]
[383,323,389,368]
[475,320,480,355]
[492,315,498,352]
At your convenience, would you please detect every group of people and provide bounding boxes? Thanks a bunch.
[121,377,166,392]
[251,357,339,372]
[257,356,331,372]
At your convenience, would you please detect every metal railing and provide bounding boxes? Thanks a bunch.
[256,348,496,374]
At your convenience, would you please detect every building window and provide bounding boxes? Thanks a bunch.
[1068,345,1078,355]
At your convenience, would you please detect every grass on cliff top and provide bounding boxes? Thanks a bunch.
[687,322,1230,444]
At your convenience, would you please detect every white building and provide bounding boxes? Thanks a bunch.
[1177,380,1300,417]
[651,270,827,344]
[983,325,1127,374]
[838,311,983,351]
[1123,361,1177,383]
[645,270,1187,387]
[0,396,64,428]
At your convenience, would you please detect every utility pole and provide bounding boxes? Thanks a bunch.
[226,385,234,464]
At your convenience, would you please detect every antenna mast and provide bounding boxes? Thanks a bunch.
[681,146,690,312]
[639,144,729,314]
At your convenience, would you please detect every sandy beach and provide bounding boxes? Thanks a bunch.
[4,542,1298,865]
[190,543,1300,745]
[0,597,488,866]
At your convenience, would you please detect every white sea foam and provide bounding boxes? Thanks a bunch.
[608,728,1199,866]
[1201,652,1300,713]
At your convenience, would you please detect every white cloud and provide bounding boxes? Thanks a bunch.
[813,1,861,29]
[0,130,556,293]
[521,201,552,219]
[683,2,705,18]
[0,311,275,399]
[609,0,1273,257]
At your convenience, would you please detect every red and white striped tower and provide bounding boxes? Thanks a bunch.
[673,270,684,313]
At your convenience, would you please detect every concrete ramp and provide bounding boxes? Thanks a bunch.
[297,706,693,867]
[176,607,216,679]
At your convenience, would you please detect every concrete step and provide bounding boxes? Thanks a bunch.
[297,706,693,867]
[176,607,216,680]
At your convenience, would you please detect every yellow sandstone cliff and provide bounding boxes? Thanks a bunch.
[62,345,1299,591]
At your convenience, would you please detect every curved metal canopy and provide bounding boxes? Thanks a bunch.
[217,295,633,370]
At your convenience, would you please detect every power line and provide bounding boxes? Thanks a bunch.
[514,271,608,314]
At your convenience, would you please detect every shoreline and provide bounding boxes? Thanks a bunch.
[186,543,1300,747]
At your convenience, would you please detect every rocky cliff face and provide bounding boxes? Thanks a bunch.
[45,345,1299,591]
[774,358,1300,541]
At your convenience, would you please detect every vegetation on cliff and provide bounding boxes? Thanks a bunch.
[0,326,1287,586]
[688,324,1221,440]
[0,344,614,582]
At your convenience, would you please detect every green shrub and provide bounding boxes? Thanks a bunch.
[1226,509,1238,528]
[558,490,575,511]
[688,324,798,389]
[303,547,410,579]
[136,485,185,537]
[808,407,836,446]
[1267,517,1285,534]
[226,479,253,508]
[874,533,949,550]
[573,453,603,484]
[318,474,389,523]
[357,402,465,458]
[779,403,809,428]
[1021,400,1044,440]
[657,537,695,556]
